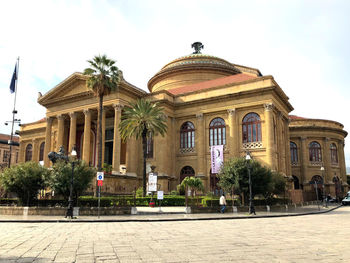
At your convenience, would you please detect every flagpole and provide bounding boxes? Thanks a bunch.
[8,57,20,168]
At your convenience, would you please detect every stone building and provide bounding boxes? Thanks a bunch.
[0,133,19,170]
[18,44,348,200]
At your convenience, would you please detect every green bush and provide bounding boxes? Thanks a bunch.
[0,198,18,206]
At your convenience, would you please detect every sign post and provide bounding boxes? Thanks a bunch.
[97,172,104,218]
[157,190,163,212]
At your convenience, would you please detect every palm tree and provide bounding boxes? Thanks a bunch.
[119,99,167,197]
[83,55,120,176]
[181,176,204,207]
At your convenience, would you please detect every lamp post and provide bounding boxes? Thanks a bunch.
[66,147,77,219]
[320,166,327,208]
[245,151,255,215]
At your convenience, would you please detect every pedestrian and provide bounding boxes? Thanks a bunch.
[219,193,226,213]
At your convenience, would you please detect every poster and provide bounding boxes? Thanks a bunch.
[148,173,158,192]
[210,145,223,174]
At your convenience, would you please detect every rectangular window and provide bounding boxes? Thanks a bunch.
[3,150,9,163]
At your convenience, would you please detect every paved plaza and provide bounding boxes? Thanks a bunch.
[0,206,349,263]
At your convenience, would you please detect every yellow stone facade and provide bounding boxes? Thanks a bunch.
[18,50,348,200]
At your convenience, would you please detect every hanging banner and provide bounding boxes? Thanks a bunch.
[211,145,223,174]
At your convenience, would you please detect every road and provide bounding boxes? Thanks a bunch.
[0,206,349,262]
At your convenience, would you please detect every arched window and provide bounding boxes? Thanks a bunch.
[330,143,338,164]
[309,141,322,162]
[290,142,298,164]
[242,113,262,143]
[39,142,45,162]
[25,144,33,162]
[209,118,226,146]
[180,166,195,183]
[180,122,195,149]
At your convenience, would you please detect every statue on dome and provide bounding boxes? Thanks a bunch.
[192,42,204,54]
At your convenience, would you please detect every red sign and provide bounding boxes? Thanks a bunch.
[97,180,103,186]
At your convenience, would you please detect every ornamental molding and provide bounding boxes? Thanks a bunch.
[179,147,195,154]
[196,113,204,120]
[69,112,77,119]
[264,103,274,111]
[113,103,124,112]
[243,141,263,149]
[227,109,236,116]
[83,109,91,116]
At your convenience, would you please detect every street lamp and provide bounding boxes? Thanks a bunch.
[245,151,255,215]
[66,146,77,219]
[320,166,327,208]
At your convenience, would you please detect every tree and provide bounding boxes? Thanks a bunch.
[217,157,285,204]
[50,160,95,204]
[180,176,204,207]
[0,162,50,206]
[83,55,121,175]
[119,99,167,196]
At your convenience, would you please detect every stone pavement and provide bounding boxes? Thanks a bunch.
[0,204,338,222]
[0,205,349,262]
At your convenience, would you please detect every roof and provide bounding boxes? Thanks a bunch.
[167,73,258,95]
[289,115,306,120]
[0,133,19,142]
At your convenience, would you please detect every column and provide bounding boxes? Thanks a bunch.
[300,137,308,185]
[284,119,292,177]
[227,109,238,157]
[101,107,106,165]
[126,136,137,174]
[44,117,53,167]
[32,139,39,162]
[264,103,275,169]
[56,114,65,151]
[338,140,346,182]
[196,113,205,177]
[323,137,331,184]
[68,112,77,153]
[82,109,91,164]
[112,104,123,172]
[156,115,168,176]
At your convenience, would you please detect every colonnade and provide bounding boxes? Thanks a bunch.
[43,103,127,173]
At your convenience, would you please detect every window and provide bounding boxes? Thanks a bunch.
[330,143,338,164]
[39,142,45,162]
[309,141,322,162]
[25,144,33,162]
[290,142,298,163]
[180,166,195,183]
[146,133,153,159]
[242,113,261,143]
[3,150,9,163]
[180,122,195,149]
[209,118,226,146]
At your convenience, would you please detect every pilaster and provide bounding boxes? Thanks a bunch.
[227,109,238,157]
[264,103,275,169]
[112,104,123,172]
[44,117,53,167]
[82,109,91,164]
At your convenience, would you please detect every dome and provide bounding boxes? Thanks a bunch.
[148,53,241,93]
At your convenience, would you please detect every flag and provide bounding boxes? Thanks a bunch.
[9,64,17,93]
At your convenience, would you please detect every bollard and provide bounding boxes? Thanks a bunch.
[266,205,270,212]
[232,206,238,213]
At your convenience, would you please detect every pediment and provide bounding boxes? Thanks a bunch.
[38,72,92,106]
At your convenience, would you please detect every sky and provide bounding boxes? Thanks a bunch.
[0,0,349,168]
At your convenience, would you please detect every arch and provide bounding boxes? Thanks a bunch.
[242,113,261,143]
[290,141,298,163]
[330,143,338,164]
[292,175,300,189]
[209,117,226,146]
[309,141,322,162]
[180,121,195,149]
[180,166,195,183]
[39,142,45,162]
[25,144,33,162]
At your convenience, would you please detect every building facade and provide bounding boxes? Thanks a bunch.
[18,45,348,199]
[0,133,19,170]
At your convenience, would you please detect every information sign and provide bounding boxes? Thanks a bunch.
[97,172,104,181]
[148,173,157,192]
[157,191,164,200]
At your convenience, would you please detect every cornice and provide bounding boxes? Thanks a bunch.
[289,126,348,138]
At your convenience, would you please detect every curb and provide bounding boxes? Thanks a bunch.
[0,205,342,223]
